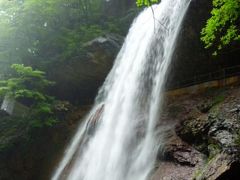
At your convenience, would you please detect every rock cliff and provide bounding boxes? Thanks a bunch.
[152,85,240,179]
[48,34,123,105]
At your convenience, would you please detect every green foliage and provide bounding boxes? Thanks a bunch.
[0,0,130,77]
[207,143,221,159]
[0,64,54,99]
[0,0,136,129]
[201,0,240,55]
[136,0,160,7]
[0,64,56,127]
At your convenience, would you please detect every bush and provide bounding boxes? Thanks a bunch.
[0,64,57,127]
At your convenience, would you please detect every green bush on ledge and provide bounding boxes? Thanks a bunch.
[0,64,57,127]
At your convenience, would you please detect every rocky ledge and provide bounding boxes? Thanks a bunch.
[153,86,240,180]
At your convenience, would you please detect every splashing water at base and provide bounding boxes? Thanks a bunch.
[52,0,190,179]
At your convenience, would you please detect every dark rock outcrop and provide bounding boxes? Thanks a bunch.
[48,34,123,105]
[153,86,240,180]
[153,135,205,180]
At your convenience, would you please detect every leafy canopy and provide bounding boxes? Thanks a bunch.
[201,0,240,55]
[0,0,128,78]
[0,64,54,100]
[0,64,56,127]
[136,0,160,7]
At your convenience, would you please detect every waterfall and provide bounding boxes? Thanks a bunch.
[52,0,190,179]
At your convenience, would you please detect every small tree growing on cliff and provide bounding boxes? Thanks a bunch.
[136,0,160,7]
[201,0,240,55]
[0,64,57,127]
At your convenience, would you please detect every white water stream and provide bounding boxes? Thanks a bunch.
[52,0,190,179]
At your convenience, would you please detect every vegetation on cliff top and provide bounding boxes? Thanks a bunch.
[0,64,56,127]
[0,0,134,79]
[201,0,240,55]
[136,0,160,7]
[0,0,135,156]
[0,0,136,130]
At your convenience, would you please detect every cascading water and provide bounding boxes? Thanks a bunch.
[52,0,190,179]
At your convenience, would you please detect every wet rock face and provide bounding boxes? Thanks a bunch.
[48,34,123,105]
[164,136,204,166]
[177,111,240,153]
[153,87,240,180]
[153,135,205,180]
[208,116,240,149]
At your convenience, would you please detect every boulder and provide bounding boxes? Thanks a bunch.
[152,135,205,180]
[164,136,204,166]
[48,34,123,105]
